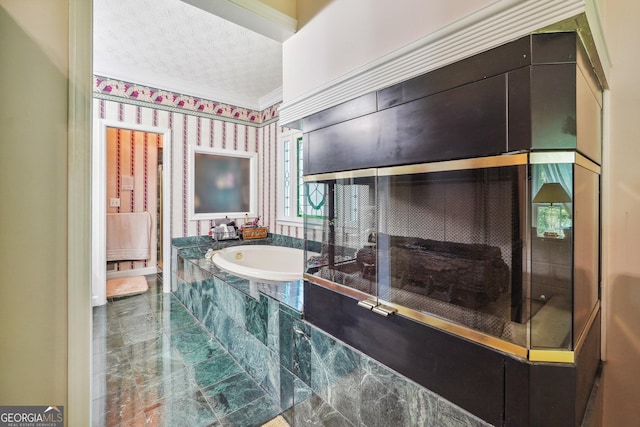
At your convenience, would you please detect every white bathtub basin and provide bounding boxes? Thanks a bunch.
[211,245,304,282]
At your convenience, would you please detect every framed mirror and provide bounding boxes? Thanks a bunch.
[189,146,257,220]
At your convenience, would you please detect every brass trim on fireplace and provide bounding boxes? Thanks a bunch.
[378,297,529,359]
[515,302,599,363]
[304,152,600,183]
[378,153,529,176]
[304,273,376,301]
[528,349,575,364]
[303,150,600,364]
[304,154,530,183]
[305,273,598,364]
[304,168,377,182]
[305,273,529,360]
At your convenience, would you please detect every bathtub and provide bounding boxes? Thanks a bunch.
[211,245,304,282]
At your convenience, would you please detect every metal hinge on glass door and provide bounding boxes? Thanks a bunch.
[357,299,397,317]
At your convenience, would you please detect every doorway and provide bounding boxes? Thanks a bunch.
[92,120,172,306]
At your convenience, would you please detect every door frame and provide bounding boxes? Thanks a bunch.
[91,120,172,306]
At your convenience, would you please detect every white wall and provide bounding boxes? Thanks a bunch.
[280,0,588,125]
[602,0,640,424]
[283,0,496,100]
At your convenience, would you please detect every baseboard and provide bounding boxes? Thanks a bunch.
[92,294,106,307]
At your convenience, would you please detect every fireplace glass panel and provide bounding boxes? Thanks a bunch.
[378,166,525,345]
[530,163,575,350]
[305,166,528,346]
[572,165,599,348]
[304,158,597,353]
[304,175,378,298]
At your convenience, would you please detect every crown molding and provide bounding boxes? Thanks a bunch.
[182,0,296,42]
[230,0,297,33]
[279,0,589,126]
[259,86,283,111]
[584,0,610,87]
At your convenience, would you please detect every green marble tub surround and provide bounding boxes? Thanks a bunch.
[278,306,295,374]
[311,329,361,423]
[244,332,280,400]
[359,356,438,427]
[291,319,312,387]
[245,296,269,345]
[267,298,280,353]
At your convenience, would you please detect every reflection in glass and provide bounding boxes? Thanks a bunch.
[305,167,527,346]
[533,183,572,238]
[530,163,573,349]
[303,159,599,354]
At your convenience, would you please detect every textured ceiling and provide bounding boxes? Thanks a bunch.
[93,0,283,110]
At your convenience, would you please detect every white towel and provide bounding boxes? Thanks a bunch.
[106,212,152,261]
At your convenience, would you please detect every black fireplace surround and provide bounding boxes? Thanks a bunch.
[295,33,602,426]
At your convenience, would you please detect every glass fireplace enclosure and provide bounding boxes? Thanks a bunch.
[303,152,600,362]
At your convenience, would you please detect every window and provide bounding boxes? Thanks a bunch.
[189,146,257,220]
[278,131,325,226]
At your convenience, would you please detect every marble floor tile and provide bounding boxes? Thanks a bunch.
[218,394,280,427]
[143,389,219,427]
[136,367,198,411]
[92,365,138,400]
[159,305,201,332]
[130,350,188,387]
[120,311,162,334]
[92,274,292,427]
[92,387,145,427]
[190,353,244,389]
[92,330,126,356]
[283,393,353,427]
[202,372,267,419]
[169,326,227,366]
[112,295,154,318]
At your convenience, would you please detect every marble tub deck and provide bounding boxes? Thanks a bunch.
[93,274,288,427]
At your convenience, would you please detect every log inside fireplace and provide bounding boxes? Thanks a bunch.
[356,235,510,309]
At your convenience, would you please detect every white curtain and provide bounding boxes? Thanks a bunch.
[532,163,573,225]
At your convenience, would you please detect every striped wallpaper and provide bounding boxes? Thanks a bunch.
[106,127,160,272]
[94,89,302,271]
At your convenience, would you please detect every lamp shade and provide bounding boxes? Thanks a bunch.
[532,183,571,204]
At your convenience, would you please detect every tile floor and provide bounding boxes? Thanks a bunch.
[92,274,286,427]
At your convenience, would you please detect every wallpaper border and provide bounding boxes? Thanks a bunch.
[94,76,279,127]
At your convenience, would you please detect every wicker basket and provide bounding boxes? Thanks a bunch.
[242,226,268,239]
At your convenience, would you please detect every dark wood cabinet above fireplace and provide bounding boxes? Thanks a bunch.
[301,32,602,175]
